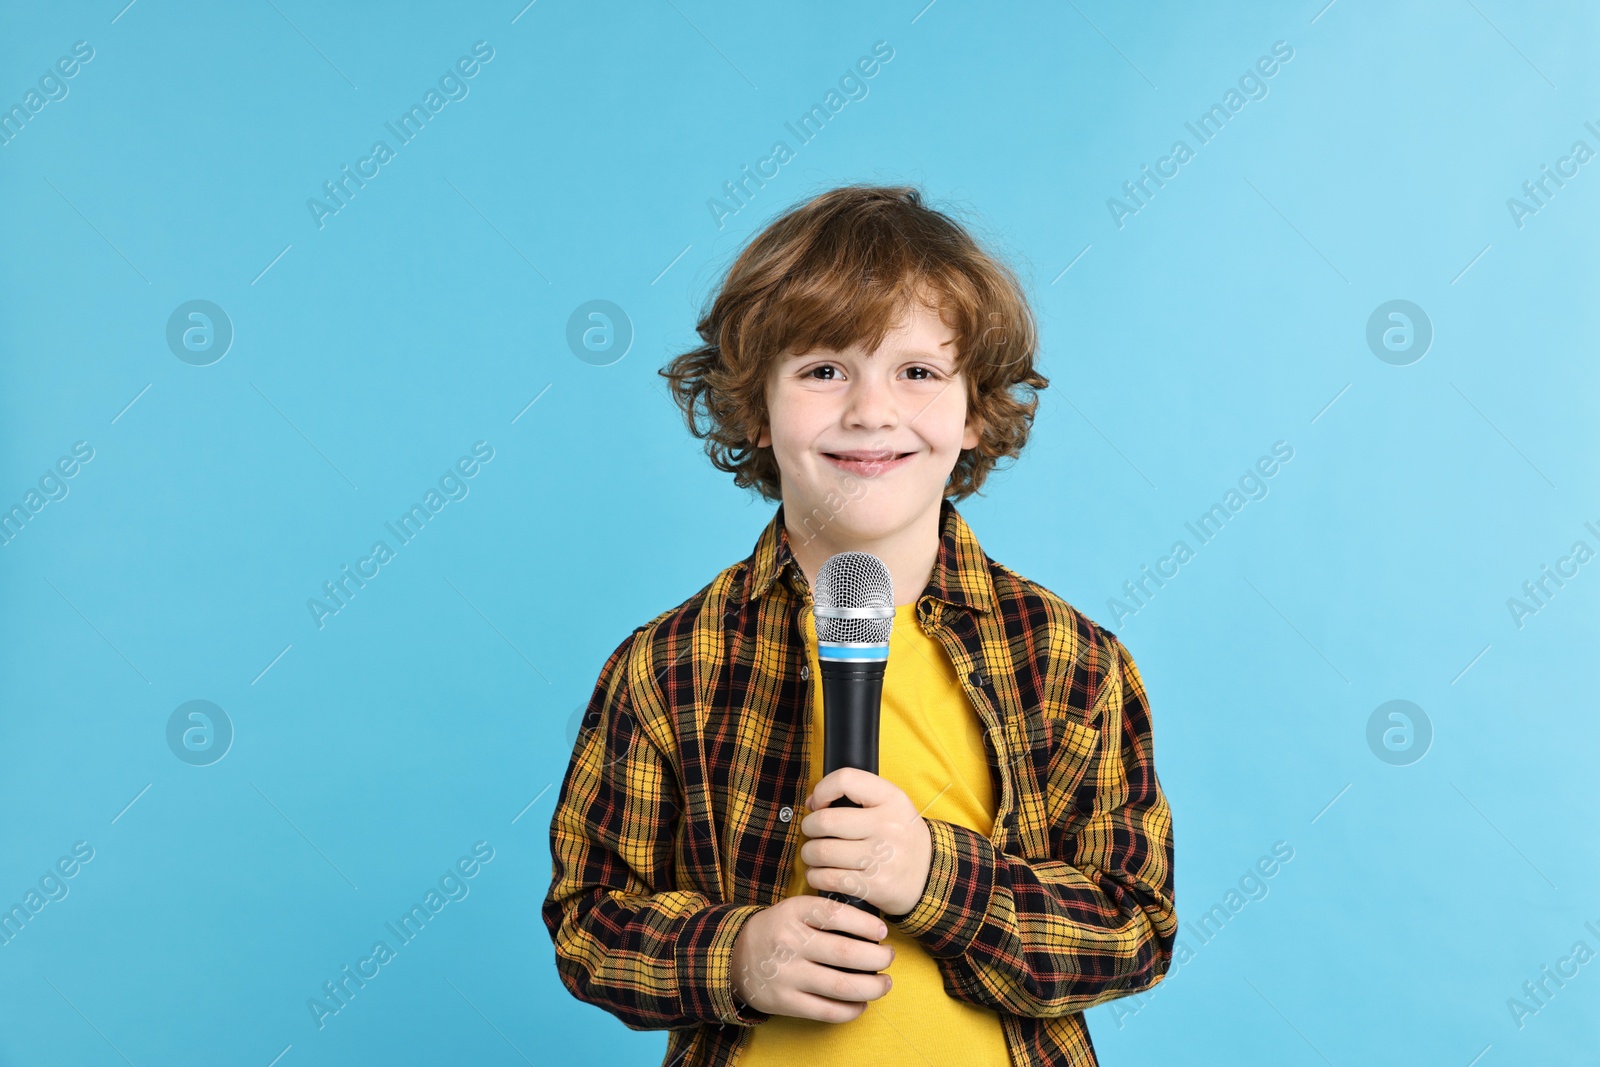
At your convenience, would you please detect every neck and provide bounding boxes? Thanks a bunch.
[784,497,943,608]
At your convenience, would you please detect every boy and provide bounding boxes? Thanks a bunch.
[542,185,1176,1066]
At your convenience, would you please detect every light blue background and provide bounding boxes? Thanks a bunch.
[2,1,1597,1064]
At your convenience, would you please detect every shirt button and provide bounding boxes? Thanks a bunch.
[969,669,988,688]
[779,806,793,823]
[799,665,809,681]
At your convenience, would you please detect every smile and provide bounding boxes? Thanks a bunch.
[822,451,915,476]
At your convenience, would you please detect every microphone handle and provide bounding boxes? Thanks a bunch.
[818,655,885,974]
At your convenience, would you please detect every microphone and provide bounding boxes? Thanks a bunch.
[811,551,895,972]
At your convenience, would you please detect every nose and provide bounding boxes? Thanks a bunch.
[843,368,897,433]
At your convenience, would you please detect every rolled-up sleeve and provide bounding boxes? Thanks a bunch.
[541,630,772,1031]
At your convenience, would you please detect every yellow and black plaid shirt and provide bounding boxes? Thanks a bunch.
[542,497,1177,1066]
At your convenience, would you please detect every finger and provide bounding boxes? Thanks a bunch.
[792,895,887,942]
[806,767,887,811]
[798,804,878,841]
[791,893,858,930]
[782,988,872,1025]
[793,892,853,927]
[806,928,895,974]
[806,864,883,900]
[793,956,893,1006]
[793,902,896,953]
[799,837,876,871]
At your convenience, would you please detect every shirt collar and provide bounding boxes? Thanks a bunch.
[743,496,995,613]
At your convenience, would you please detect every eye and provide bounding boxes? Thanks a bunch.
[805,364,839,380]
[904,365,939,381]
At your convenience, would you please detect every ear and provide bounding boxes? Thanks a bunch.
[755,424,771,448]
[961,412,983,451]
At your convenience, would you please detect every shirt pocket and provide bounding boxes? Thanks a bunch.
[1039,711,1102,833]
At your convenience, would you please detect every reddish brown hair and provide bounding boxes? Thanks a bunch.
[659,183,1048,502]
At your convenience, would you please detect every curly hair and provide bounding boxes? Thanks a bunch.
[659,183,1048,502]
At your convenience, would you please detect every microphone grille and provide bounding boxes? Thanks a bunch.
[813,551,895,644]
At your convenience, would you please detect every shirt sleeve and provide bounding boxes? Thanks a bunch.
[541,629,773,1031]
[882,634,1178,1018]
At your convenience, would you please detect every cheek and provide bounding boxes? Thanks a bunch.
[765,416,803,454]
[759,391,793,450]
[776,396,838,448]
[929,396,973,449]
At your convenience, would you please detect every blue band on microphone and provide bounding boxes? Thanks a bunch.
[817,641,889,663]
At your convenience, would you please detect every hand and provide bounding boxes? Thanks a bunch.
[800,767,934,918]
[730,895,895,1022]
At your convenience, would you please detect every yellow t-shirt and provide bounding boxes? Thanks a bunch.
[737,603,1012,1067]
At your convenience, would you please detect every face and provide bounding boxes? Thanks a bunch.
[755,299,981,544]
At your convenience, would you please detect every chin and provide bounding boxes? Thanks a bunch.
[810,491,925,535]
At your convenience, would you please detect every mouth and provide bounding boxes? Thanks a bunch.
[822,450,916,476]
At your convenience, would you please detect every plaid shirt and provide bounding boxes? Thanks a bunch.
[542,497,1177,1066]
